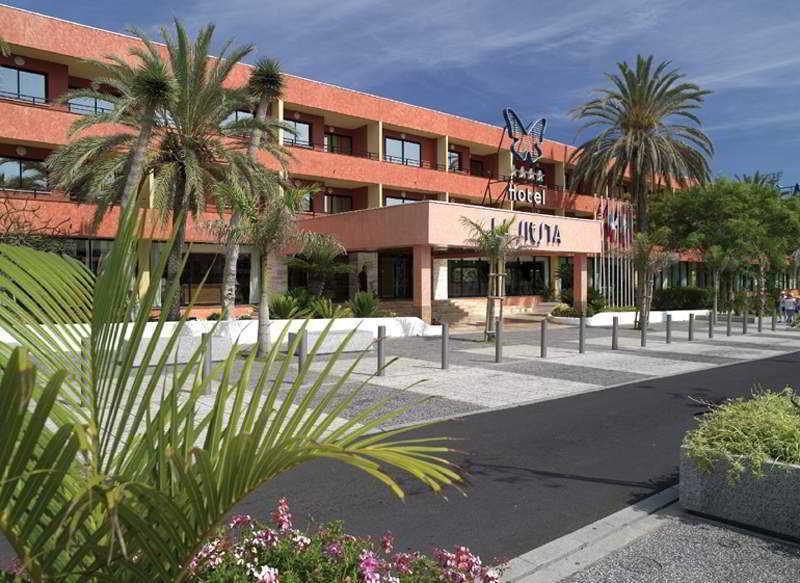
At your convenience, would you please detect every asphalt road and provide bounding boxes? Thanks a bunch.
[235,350,800,564]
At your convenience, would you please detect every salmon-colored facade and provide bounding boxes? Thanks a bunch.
[0,5,616,321]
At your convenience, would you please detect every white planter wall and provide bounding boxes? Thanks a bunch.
[549,309,710,327]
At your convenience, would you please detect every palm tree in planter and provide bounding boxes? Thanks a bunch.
[220,57,290,320]
[570,55,713,329]
[461,217,520,340]
[0,196,459,581]
[46,28,173,212]
[287,232,353,297]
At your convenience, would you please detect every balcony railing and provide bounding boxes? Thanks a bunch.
[0,90,47,106]
[283,138,379,161]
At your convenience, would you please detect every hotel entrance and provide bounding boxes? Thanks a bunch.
[378,251,413,299]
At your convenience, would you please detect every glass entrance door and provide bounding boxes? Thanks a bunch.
[378,252,412,299]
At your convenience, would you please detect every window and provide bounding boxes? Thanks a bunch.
[283,119,312,147]
[324,133,353,155]
[0,66,46,104]
[61,239,114,274]
[448,150,462,172]
[470,159,486,177]
[67,93,114,115]
[223,109,253,125]
[448,260,488,298]
[0,157,48,191]
[384,137,421,167]
[384,196,419,206]
[325,194,352,214]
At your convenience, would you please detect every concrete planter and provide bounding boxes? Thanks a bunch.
[680,446,800,540]
[549,309,709,327]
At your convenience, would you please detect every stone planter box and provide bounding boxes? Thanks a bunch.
[549,309,709,327]
[680,446,800,540]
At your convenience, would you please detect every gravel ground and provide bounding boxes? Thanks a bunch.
[561,508,800,583]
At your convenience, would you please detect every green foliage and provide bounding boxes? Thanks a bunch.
[588,287,607,313]
[349,291,385,318]
[0,203,459,580]
[238,313,253,320]
[206,311,222,321]
[269,293,311,319]
[652,287,711,310]
[286,233,352,296]
[684,389,800,480]
[551,303,595,318]
[310,297,353,319]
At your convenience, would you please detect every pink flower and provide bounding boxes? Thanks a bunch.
[291,531,311,550]
[325,542,344,558]
[271,498,293,531]
[250,565,280,583]
[381,532,394,555]
[392,552,415,575]
[359,549,382,583]
[228,514,252,528]
[481,567,500,583]
[251,529,279,548]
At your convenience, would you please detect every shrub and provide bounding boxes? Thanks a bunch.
[238,313,253,321]
[310,297,352,319]
[349,291,385,318]
[560,290,574,306]
[191,499,502,583]
[684,389,800,480]
[588,287,606,313]
[206,312,222,321]
[288,288,313,310]
[269,294,311,319]
[651,287,711,310]
[600,305,638,312]
[551,303,595,318]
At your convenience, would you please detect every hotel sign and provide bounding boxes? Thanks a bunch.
[502,108,548,208]
[518,220,562,246]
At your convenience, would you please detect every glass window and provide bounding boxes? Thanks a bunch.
[67,93,114,115]
[0,157,48,191]
[448,150,462,172]
[326,194,352,214]
[384,137,421,167]
[223,109,253,125]
[284,120,312,147]
[324,133,353,155]
[0,66,46,104]
[470,159,485,177]
[448,259,488,298]
[384,196,420,206]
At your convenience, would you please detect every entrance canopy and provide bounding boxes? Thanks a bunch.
[298,200,603,255]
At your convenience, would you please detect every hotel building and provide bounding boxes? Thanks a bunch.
[0,5,669,323]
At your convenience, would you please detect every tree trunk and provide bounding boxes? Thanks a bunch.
[712,270,720,324]
[119,107,155,211]
[164,172,187,321]
[257,252,271,357]
[635,264,646,329]
[221,99,270,320]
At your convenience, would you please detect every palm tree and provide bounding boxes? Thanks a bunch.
[0,191,459,581]
[461,217,520,340]
[221,58,289,319]
[46,29,173,212]
[703,245,737,323]
[629,231,676,329]
[570,55,713,327]
[287,232,353,297]
[735,171,781,189]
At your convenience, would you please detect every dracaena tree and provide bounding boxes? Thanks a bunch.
[286,232,353,297]
[0,192,459,582]
[570,55,713,328]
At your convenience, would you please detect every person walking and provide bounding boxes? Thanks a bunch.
[785,294,796,325]
[779,292,787,322]
[358,264,369,293]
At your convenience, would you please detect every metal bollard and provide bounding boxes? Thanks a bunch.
[708,314,714,339]
[288,331,307,370]
[579,316,586,354]
[540,319,548,358]
[772,312,777,332]
[726,310,732,336]
[441,321,449,370]
[377,325,386,376]
[743,310,748,335]
[758,312,763,333]
[688,314,695,341]
[202,332,213,378]
[666,314,672,344]
[612,316,619,350]
[494,317,503,363]
[640,318,647,347]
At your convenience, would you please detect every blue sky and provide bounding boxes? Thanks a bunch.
[8,0,800,184]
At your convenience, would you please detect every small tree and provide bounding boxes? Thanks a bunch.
[286,232,352,297]
[703,245,736,323]
[629,231,675,329]
[461,217,520,339]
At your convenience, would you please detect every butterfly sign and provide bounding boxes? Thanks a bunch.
[503,108,547,165]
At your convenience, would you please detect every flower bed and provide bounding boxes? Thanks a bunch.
[191,499,502,582]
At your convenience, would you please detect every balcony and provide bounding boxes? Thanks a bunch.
[284,137,378,161]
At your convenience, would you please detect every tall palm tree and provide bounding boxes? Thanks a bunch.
[0,192,459,581]
[221,58,289,319]
[461,217,520,340]
[570,55,713,326]
[286,232,353,297]
[47,29,173,211]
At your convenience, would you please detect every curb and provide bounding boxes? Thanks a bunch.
[502,485,679,582]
